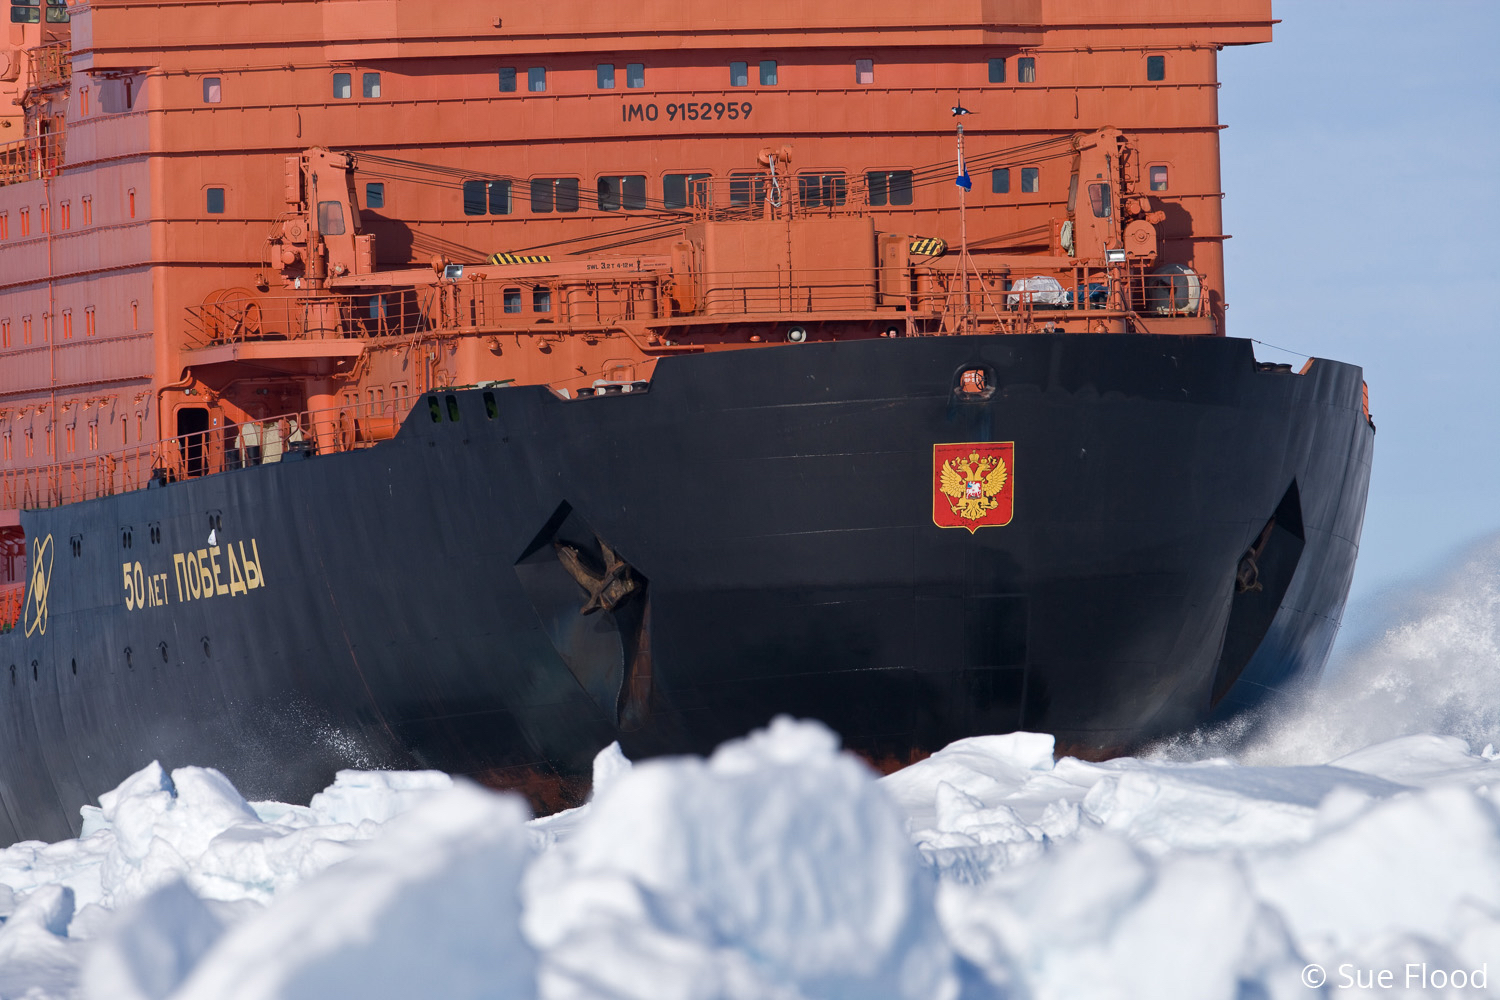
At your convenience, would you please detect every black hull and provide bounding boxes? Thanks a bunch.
[0,334,1373,842]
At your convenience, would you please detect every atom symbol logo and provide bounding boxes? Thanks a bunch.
[23,534,53,638]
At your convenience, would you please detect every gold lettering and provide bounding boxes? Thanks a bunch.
[197,548,214,599]
[241,540,262,590]
[210,546,229,597]
[251,539,265,586]
[158,572,169,605]
[123,563,136,610]
[227,544,247,596]
[134,562,145,610]
[173,553,187,601]
[186,552,203,599]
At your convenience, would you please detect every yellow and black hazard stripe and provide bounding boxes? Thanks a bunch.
[908,237,948,258]
[487,252,553,265]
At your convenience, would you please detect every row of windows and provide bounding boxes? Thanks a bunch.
[8,0,67,23]
[0,191,138,239]
[456,169,919,216]
[190,54,1174,104]
[0,303,139,349]
[0,164,1168,227]
[1,411,149,461]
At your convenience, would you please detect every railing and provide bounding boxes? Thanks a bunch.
[0,583,22,633]
[0,392,423,515]
[184,288,434,347]
[29,43,70,92]
[0,129,65,187]
[918,261,1208,328]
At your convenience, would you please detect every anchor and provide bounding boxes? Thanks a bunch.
[555,538,639,615]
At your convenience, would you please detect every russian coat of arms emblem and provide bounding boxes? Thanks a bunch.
[932,443,1014,532]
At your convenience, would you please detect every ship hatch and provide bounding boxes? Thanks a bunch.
[1210,481,1305,707]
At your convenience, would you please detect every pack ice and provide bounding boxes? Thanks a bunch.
[0,722,1491,999]
[3,542,1500,999]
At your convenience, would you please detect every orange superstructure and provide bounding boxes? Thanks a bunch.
[0,0,1273,597]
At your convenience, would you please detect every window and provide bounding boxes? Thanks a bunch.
[22,316,31,345]
[131,300,138,330]
[81,196,91,225]
[1021,167,1039,193]
[867,170,913,206]
[1018,57,1035,83]
[498,67,517,92]
[80,86,88,116]
[462,179,511,215]
[597,64,615,89]
[127,189,135,218]
[88,421,97,450]
[1149,165,1169,192]
[0,213,6,239]
[2,433,8,461]
[333,73,352,99]
[664,172,710,209]
[43,0,63,22]
[1147,55,1165,81]
[799,173,846,208]
[362,72,380,98]
[24,429,32,459]
[365,182,384,209]
[530,178,579,213]
[991,168,1010,194]
[855,59,874,85]
[59,201,69,229]
[729,172,768,207]
[10,4,39,23]
[202,77,221,103]
[760,60,777,85]
[61,309,71,339]
[533,288,552,313]
[1,319,8,348]
[988,57,1005,83]
[626,63,645,88]
[19,207,28,236]
[527,67,546,92]
[85,307,95,337]
[206,188,225,213]
[597,175,646,211]
[730,61,748,87]
[317,201,346,235]
[38,203,47,232]
[503,288,522,314]
[65,425,74,453]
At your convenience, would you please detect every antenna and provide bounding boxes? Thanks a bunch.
[952,104,975,332]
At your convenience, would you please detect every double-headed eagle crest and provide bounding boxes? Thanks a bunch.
[938,451,1009,522]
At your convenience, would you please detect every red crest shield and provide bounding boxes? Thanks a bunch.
[933,442,1015,532]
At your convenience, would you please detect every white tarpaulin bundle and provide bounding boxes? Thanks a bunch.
[1005,275,1068,308]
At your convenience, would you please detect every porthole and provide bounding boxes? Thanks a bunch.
[125,647,133,669]
[201,636,211,658]
[159,641,169,663]
[32,660,37,680]
[9,664,14,685]
[71,658,76,675]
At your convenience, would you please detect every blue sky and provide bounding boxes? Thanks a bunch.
[1217,0,1500,641]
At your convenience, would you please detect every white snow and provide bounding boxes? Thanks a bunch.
[4,543,1500,998]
